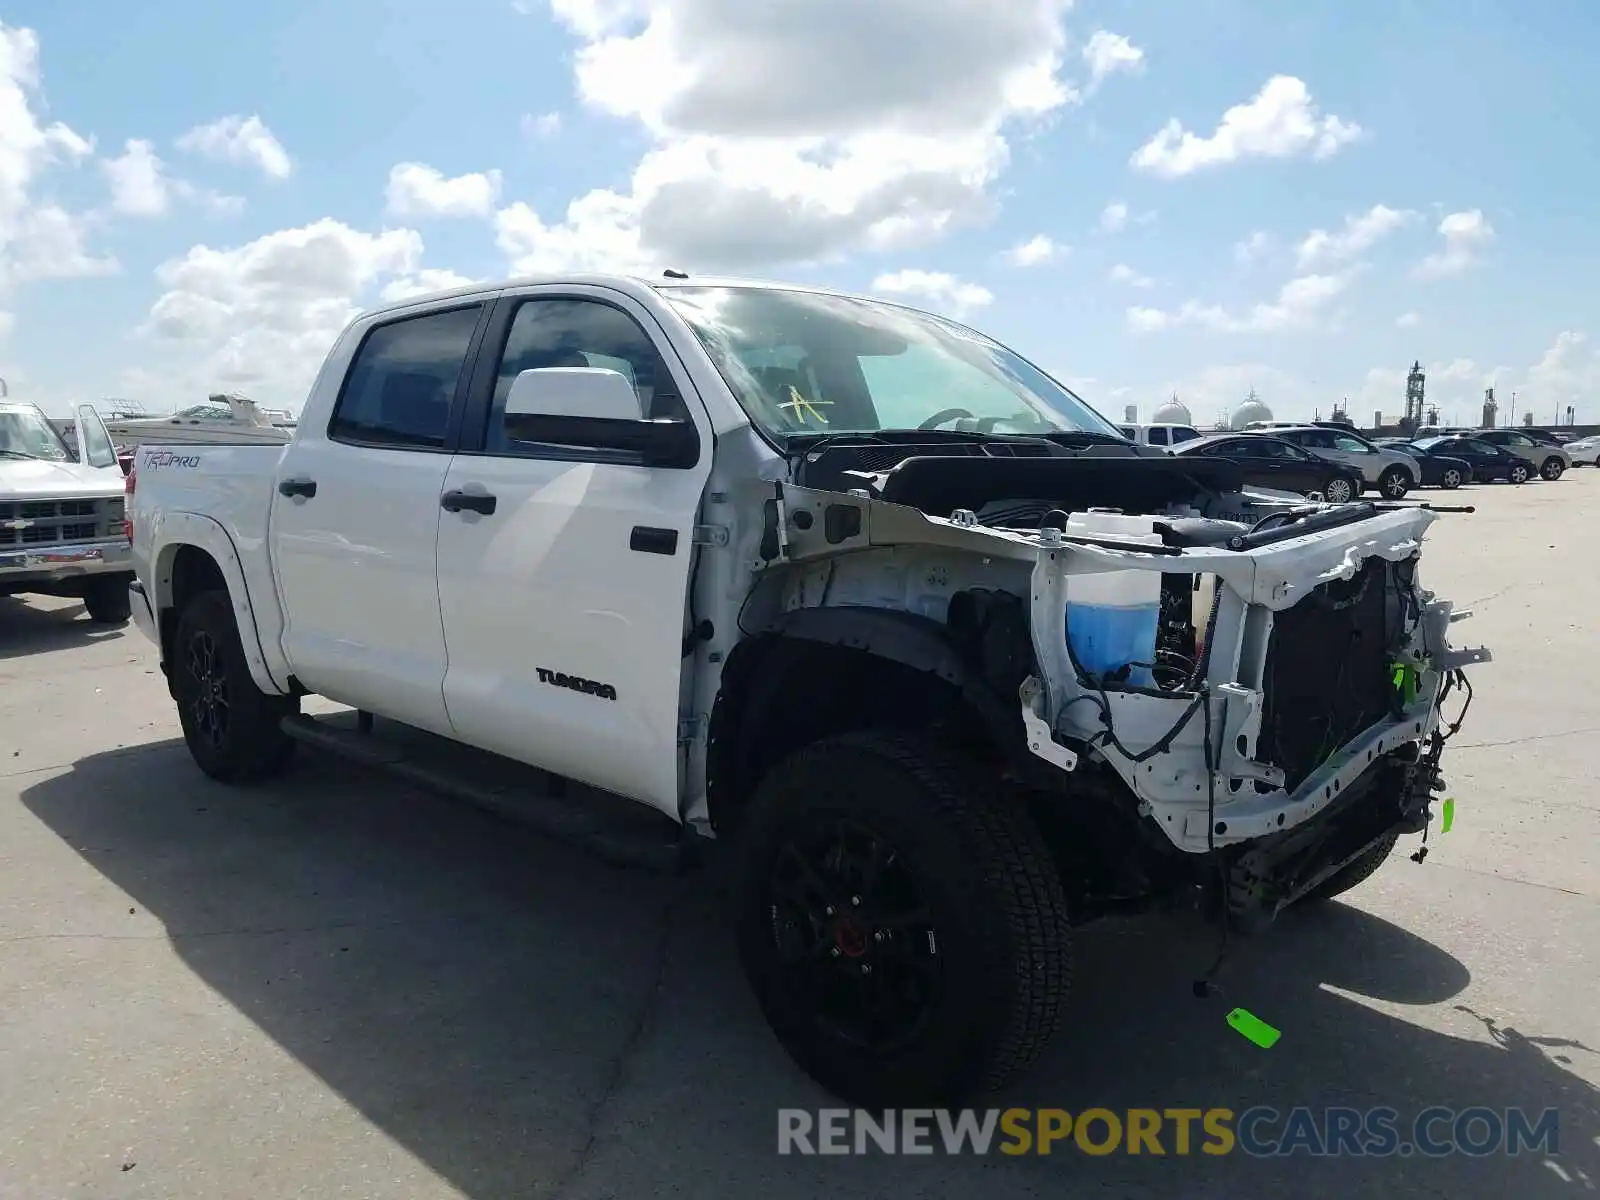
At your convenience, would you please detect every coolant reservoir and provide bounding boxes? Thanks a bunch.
[1062,511,1163,687]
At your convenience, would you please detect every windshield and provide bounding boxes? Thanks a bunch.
[657,285,1126,441]
[0,403,71,461]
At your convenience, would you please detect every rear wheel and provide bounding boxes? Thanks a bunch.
[733,730,1072,1107]
[1509,463,1530,485]
[1439,466,1464,490]
[1321,475,1357,504]
[1377,466,1410,500]
[82,576,131,624]
[1540,457,1565,481]
[172,589,298,782]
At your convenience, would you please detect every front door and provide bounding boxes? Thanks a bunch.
[434,287,714,815]
[269,299,489,735]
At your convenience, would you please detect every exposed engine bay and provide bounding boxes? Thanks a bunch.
[748,431,1489,890]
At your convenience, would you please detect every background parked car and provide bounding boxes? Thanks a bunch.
[1471,428,1571,480]
[1380,441,1473,489]
[1561,433,1600,466]
[1243,424,1419,499]
[1410,436,1531,484]
[1116,421,1204,448]
[1170,433,1366,502]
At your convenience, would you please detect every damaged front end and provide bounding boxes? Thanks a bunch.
[738,442,1489,927]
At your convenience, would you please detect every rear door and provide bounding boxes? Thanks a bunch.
[269,299,491,735]
[432,286,715,816]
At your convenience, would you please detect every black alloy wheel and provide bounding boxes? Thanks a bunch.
[184,626,231,752]
[765,816,941,1056]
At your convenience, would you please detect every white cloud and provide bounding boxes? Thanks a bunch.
[1296,203,1417,268]
[1396,311,1420,329]
[1131,76,1362,179]
[521,111,563,139]
[1127,270,1356,335]
[0,22,111,298]
[379,268,481,303]
[385,163,504,219]
[1108,263,1152,289]
[1099,201,1128,233]
[140,218,422,403]
[1082,31,1143,91]
[495,0,1080,273]
[871,269,993,317]
[1413,209,1494,279]
[9,206,117,282]
[1004,233,1065,266]
[176,114,292,179]
[1234,230,1274,265]
[102,138,244,220]
[103,139,170,216]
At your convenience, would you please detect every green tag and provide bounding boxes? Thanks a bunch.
[1440,797,1455,834]
[1391,663,1418,705]
[1226,1008,1281,1049]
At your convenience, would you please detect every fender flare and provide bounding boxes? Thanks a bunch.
[708,606,1029,824]
[150,514,290,696]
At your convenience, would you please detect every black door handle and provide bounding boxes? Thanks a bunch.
[441,489,497,515]
[278,477,317,498]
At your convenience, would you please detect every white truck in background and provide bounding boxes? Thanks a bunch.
[1,399,133,623]
[126,273,1487,1106]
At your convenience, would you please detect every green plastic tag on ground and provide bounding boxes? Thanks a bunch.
[1441,797,1456,834]
[1226,1008,1281,1049]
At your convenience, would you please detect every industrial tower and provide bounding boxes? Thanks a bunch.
[1403,361,1426,432]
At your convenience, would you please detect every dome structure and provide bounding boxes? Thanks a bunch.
[1152,395,1192,425]
[1230,391,1273,431]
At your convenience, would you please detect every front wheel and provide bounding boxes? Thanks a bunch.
[1540,457,1566,481]
[1377,466,1411,500]
[733,731,1072,1107]
[1439,466,1464,490]
[1302,832,1400,903]
[1509,463,1530,485]
[1321,475,1357,504]
[82,576,131,624]
[172,589,298,783]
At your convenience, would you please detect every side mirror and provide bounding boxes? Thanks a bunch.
[505,366,642,422]
[501,367,699,468]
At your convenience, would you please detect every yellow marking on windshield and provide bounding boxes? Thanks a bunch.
[778,384,832,426]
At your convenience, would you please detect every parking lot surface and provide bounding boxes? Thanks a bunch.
[2,473,1597,1199]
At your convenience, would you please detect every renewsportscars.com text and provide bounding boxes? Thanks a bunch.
[778,1106,1561,1158]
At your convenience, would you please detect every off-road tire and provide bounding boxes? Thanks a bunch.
[82,577,131,624]
[733,730,1072,1108]
[172,589,297,783]
[1439,466,1464,490]
[1377,466,1411,500]
[1302,831,1400,903]
[1540,457,1565,481]
[1509,463,1530,485]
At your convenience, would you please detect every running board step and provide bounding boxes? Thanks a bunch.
[279,711,699,874]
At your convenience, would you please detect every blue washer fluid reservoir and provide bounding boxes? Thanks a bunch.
[1061,511,1164,687]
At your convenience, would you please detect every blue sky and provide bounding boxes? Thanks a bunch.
[4,0,1599,425]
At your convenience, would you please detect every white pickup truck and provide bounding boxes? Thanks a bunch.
[2,399,133,622]
[127,273,1488,1106]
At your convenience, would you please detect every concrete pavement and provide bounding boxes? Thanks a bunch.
[2,471,1597,1198]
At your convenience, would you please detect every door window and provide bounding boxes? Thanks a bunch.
[328,304,484,451]
[1148,427,1169,446]
[76,404,119,468]
[1169,426,1201,444]
[1332,433,1373,453]
[486,298,690,456]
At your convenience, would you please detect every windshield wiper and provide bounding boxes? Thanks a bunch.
[0,449,51,460]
